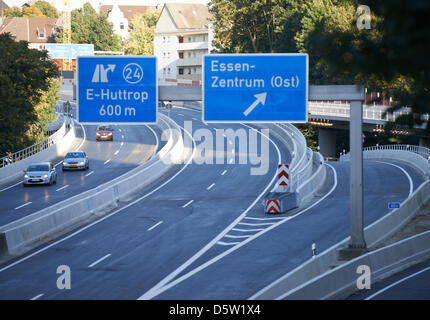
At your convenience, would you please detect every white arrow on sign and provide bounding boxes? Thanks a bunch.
[243,92,267,117]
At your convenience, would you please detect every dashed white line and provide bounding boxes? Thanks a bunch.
[192,117,198,121]
[217,241,240,246]
[56,185,69,192]
[104,159,110,165]
[88,254,112,268]
[121,135,124,139]
[14,202,32,210]
[30,293,44,300]
[229,158,234,164]
[182,200,194,208]
[120,142,124,146]
[85,171,94,177]
[221,170,227,176]
[207,183,215,190]
[148,221,163,231]
[231,227,265,232]
[224,234,251,239]
[229,141,232,145]
[114,150,119,155]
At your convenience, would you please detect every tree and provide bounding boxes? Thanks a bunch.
[0,33,59,156]
[4,6,23,17]
[124,9,160,55]
[34,0,60,18]
[22,6,45,17]
[55,2,122,51]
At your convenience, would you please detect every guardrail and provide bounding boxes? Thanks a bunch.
[363,144,430,161]
[0,117,69,169]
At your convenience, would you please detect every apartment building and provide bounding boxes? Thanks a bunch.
[154,3,213,83]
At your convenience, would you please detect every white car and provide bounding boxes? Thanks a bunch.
[23,162,57,186]
[62,151,89,171]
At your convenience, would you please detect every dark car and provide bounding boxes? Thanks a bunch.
[96,125,114,141]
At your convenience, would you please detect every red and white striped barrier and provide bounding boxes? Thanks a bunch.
[276,164,290,193]
[265,199,281,214]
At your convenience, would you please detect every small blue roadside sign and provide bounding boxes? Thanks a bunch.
[203,54,308,123]
[388,202,401,209]
[45,44,94,59]
[77,56,157,124]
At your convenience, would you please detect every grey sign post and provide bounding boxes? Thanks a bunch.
[159,84,367,258]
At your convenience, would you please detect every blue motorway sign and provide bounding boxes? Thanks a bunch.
[45,44,94,59]
[203,54,308,123]
[77,56,157,124]
[388,202,401,209]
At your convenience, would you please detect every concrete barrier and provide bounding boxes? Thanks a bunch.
[0,121,76,186]
[296,152,326,204]
[249,180,430,300]
[0,114,186,258]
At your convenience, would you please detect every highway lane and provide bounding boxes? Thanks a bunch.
[347,257,430,300]
[0,120,162,227]
[0,106,291,299]
[138,159,426,299]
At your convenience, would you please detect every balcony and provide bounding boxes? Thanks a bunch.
[177,41,208,51]
[176,57,202,67]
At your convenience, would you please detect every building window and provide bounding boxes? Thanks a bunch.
[188,68,191,75]
[188,52,191,58]
[178,36,183,43]
[178,68,184,75]
[120,23,124,30]
[179,52,184,59]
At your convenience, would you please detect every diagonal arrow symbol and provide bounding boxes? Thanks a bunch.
[243,92,267,116]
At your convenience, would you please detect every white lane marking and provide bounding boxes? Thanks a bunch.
[104,159,110,165]
[120,142,124,146]
[207,183,215,190]
[182,200,194,208]
[121,135,124,139]
[238,222,275,227]
[192,117,198,121]
[365,264,430,300]
[14,202,32,210]
[244,216,285,221]
[231,227,265,232]
[56,185,69,192]
[221,170,227,176]
[222,134,226,137]
[30,293,44,300]
[144,124,160,161]
[119,129,122,132]
[229,158,234,164]
[229,141,232,145]
[144,164,338,300]
[224,234,251,239]
[138,123,281,300]
[148,221,163,231]
[178,113,184,116]
[114,150,120,156]
[372,160,414,197]
[88,254,111,268]
[85,171,94,177]
[217,241,241,246]
[0,119,197,275]
[231,149,235,154]
[0,181,23,193]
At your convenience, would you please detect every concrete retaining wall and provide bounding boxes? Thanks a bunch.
[250,179,430,300]
[0,114,185,258]
[0,122,76,186]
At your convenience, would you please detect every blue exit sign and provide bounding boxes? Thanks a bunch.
[203,54,308,123]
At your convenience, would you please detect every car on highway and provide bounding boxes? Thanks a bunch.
[23,162,57,186]
[62,151,89,171]
[96,125,114,141]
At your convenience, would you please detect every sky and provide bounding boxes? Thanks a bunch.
[5,0,210,11]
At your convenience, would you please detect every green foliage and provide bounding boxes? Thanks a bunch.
[0,33,59,156]
[34,1,60,18]
[124,9,161,55]
[4,6,23,17]
[56,2,122,51]
[295,124,318,151]
[22,6,45,17]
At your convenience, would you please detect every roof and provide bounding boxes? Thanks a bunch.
[99,5,157,23]
[0,0,9,13]
[0,17,61,43]
[165,3,212,29]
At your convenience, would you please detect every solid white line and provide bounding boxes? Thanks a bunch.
[182,200,194,208]
[365,264,430,300]
[0,119,197,275]
[104,159,110,165]
[144,124,160,161]
[148,221,163,231]
[114,150,119,156]
[372,160,413,197]
[56,185,69,192]
[207,183,215,190]
[88,254,111,268]
[14,202,32,210]
[224,234,251,239]
[30,293,44,300]
[231,227,265,232]
[217,241,241,246]
[221,170,227,176]
[85,171,94,177]
[238,222,275,227]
